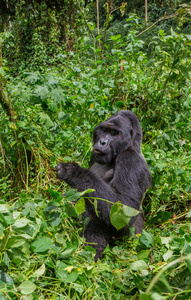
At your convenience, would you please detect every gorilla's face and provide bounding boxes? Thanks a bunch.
[92,114,133,164]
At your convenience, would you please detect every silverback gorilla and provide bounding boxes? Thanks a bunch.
[56,110,151,261]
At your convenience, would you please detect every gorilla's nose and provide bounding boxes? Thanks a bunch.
[99,138,107,146]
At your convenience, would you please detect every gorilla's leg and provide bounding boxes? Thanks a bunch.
[84,219,110,261]
[132,213,144,234]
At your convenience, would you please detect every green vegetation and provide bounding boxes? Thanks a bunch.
[0,0,191,299]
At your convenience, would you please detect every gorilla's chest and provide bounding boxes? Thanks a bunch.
[90,162,115,183]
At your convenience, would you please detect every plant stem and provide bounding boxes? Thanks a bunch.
[146,254,191,294]
[145,0,148,25]
[97,0,101,49]
[76,0,95,41]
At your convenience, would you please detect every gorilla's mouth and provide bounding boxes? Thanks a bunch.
[93,148,102,154]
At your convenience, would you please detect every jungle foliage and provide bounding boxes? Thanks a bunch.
[0,0,191,299]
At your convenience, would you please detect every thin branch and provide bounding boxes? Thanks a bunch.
[159,59,177,104]
[0,41,16,123]
[145,0,148,25]
[0,140,6,173]
[111,6,121,14]
[136,12,178,38]
[97,0,99,35]
[96,0,101,48]
[76,0,95,40]
[156,58,178,128]
[102,14,110,52]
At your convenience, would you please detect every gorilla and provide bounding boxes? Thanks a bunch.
[57,110,151,261]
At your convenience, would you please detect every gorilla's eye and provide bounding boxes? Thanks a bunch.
[110,129,118,136]
[100,127,107,133]
[100,126,118,136]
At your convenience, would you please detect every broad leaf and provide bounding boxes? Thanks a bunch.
[140,230,154,248]
[75,198,85,215]
[19,281,36,295]
[31,237,52,253]
[110,202,140,230]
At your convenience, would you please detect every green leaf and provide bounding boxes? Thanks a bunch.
[60,247,75,259]
[0,228,4,240]
[24,72,39,83]
[75,198,85,215]
[115,101,125,108]
[110,34,121,41]
[31,237,52,253]
[9,238,26,248]
[179,66,191,80]
[0,207,14,226]
[0,292,5,300]
[161,236,171,248]
[50,212,61,227]
[72,283,84,294]
[0,66,5,76]
[97,60,103,64]
[13,218,31,228]
[56,261,78,283]
[110,204,129,230]
[95,34,102,40]
[184,241,191,272]
[47,75,58,85]
[186,209,191,218]
[66,189,81,202]
[18,281,36,295]
[33,85,49,99]
[63,156,72,162]
[140,230,154,248]
[110,209,124,230]
[163,250,173,261]
[130,260,147,271]
[155,161,167,170]
[139,294,153,300]
[80,189,95,196]
[137,249,150,260]
[48,188,62,200]
[48,188,63,200]
[67,271,78,282]
[39,112,54,128]
[110,202,140,230]
[149,211,172,225]
[80,88,87,95]
[122,205,140,217]
[0,204,9,213]
[55,233,65,244]
[93,199,99,217]
[32,264,46,278]
[139,293,165,300]
[50,88,64,103]
[0,271,14,286]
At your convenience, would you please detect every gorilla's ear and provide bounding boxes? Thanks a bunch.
[119,110,143,153]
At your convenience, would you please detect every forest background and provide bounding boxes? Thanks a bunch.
[0,0,191,299]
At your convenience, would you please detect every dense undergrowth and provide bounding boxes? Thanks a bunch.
[0,6,191,300]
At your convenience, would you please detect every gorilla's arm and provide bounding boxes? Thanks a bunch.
[56,148,150,225]
[56,162,119,224]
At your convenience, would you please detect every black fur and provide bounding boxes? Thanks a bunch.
[57,110,151,261]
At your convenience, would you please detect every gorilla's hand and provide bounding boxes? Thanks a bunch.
[56,162,76,181]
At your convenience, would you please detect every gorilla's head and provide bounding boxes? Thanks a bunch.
[92,110,142,164]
